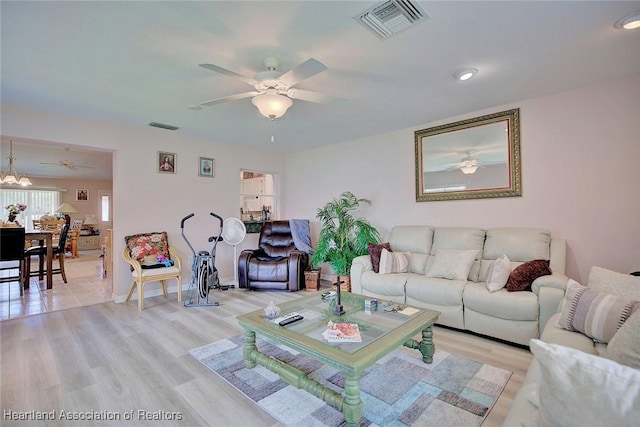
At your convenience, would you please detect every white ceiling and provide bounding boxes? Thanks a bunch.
[1,1,640,181]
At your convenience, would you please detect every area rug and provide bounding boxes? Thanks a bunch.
[190,334,512,426]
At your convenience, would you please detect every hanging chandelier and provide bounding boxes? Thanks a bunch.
[0,140,33,186]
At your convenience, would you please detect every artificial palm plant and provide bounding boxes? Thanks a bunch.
[312,192,380,283]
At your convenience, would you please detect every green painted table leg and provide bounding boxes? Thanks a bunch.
[403,324,435,363]
[419,325,434,363]
[243,330,257,369]
[342,374,363,427]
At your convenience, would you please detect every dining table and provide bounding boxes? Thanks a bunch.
[24,230,53,289]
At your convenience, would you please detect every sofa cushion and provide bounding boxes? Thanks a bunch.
[484,228,550,262]
[367,242,390,273]
[405,275,465,307]
[541,313,600,355]
[389,225,433,254]
[358,270,408,300]
[426,249,478,281]
[506,259,551,292]
[485,254,511,292]
[558,279,640,343]
[529,339,640,427]
[588,265,640,299]
[379,249,410,274]
[606,309,640,369]
[463,282,538,321]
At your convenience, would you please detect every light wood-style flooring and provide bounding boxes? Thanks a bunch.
[1,283,531,426]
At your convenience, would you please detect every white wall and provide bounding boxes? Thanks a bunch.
[284,75,640,283]
[2,104,286,300]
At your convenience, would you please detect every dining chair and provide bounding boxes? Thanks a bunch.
[0,227,26,296]
[24,223,70,285]
[66,219,83,258]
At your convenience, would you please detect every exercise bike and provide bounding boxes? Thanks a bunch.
[181,212,224,307]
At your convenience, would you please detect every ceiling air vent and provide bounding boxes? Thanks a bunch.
[149,121,180,131]
[355,0,429,40]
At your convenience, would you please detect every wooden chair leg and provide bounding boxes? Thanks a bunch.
[24,257,31,289]
[138,282,144,311]
[58,253,67,283]
[160,280,168,297]
[176,277,182,303]
[38,254,44,280]
[125,281,137,302]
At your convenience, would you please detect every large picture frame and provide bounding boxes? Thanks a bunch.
[158,151,176,174]
[415,108,521,202]
[198,157,215,178]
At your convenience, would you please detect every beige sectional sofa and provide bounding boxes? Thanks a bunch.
[351,226,568,346]
[503,267,640,426]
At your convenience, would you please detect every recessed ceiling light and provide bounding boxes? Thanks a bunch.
[614,11,640,30]
[454,68,477,81]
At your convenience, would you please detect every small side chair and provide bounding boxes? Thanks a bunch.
[123,231,182,310]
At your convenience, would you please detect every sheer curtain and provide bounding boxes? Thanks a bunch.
[1,189,61,230]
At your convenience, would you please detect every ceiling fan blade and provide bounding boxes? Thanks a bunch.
[278,58,327,87]
[286,88,344,104]
[199,63,257,86]
[200,91,261,107]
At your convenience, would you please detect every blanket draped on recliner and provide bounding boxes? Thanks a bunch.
[290,219,313,254]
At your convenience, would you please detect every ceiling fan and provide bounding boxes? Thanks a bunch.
[197,57,342,119]
[40,147,96,170]
[444,152,486,175]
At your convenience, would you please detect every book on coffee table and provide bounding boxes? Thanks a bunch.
[322,321,362,343]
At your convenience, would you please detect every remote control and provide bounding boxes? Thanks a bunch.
[272,312,300,324]
[279,315,303,326]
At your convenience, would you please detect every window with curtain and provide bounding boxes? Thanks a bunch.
[1,189,61,230]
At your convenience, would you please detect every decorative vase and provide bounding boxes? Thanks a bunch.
[8,213,16,223]
[304,268,321,291]
[332,275,351,293]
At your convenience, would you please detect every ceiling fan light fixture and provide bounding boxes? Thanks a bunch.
[614,11,640,29]
[0,140,32,186]
[251,89,293,119]
[454,68,478,81]
[460,165,478,174]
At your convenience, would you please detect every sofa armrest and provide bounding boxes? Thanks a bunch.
[531,273,568,294]
[538,286,566,334]
[350,255,372,295]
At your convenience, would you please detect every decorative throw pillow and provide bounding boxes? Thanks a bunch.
[485,254,511,292]
[378,248,410,274]
[125,232,171,266]
[368,242,391,273]
[506,259,551,292]
[426,249,478,281]
[558,279,640,343]
[588,266,640,299]
[529,339,640,427]
[606,309,640,369]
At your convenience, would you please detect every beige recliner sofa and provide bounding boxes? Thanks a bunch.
[351,226,567,346]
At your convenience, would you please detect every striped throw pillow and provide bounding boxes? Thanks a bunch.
[558,279,640,343]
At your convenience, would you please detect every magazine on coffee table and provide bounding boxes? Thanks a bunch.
[322,321,362,343]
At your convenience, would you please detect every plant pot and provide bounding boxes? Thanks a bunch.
[304,268,321,291]
[332,275,351,293]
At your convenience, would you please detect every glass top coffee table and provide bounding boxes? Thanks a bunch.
[237,292,440,427]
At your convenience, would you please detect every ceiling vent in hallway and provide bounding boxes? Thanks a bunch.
[148,121,180,131]
[355,0,430,40]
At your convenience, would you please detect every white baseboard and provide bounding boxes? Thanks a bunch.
[113,276,234,303]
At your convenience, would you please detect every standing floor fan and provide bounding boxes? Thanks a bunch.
[221,217,247,288]
[181,212,223,307]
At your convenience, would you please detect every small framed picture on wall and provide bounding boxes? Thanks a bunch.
[199,157,215,178]
[158,151,176,174]
[76,189,89,201]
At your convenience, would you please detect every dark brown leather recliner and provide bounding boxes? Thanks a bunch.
[238,220,309,291]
